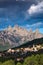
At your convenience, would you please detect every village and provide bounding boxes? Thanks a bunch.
[0,44,43,61]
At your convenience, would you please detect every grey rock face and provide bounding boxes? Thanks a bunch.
[0,25,43,51]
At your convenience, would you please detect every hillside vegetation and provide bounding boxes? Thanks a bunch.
[0,54,43,65]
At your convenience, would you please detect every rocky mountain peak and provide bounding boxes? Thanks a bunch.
[0,25,43,50]
[13,25,21,30]
[35,29,40,34]
[29,28,33,34]
[7,25,13,32]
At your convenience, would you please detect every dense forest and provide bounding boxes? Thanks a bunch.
[0,53,43,65]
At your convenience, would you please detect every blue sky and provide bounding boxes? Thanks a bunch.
[0,0,43,33]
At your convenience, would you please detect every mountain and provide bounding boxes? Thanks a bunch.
[0,25,43,51]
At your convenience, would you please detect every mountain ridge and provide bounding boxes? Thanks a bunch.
[0,25,43,51]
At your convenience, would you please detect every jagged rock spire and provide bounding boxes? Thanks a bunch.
[7,25,13,32]
[29,28,33,34]
[35,29,40,34]
[14,24,19,28]
[13,24,20,30]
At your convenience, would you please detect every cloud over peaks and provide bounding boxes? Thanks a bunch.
[26,22,43,28]
[27,1,43,15]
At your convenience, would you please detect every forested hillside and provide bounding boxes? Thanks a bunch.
[0,54,43,65]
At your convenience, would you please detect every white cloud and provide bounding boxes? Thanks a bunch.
[20,22,43,31]
[27,1,43,15]
[16,0,26,1]
[16,0,43,2]
[25,22,43,28]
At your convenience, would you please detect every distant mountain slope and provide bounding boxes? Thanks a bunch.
[0,25,43,51]
[18,38,43,48]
